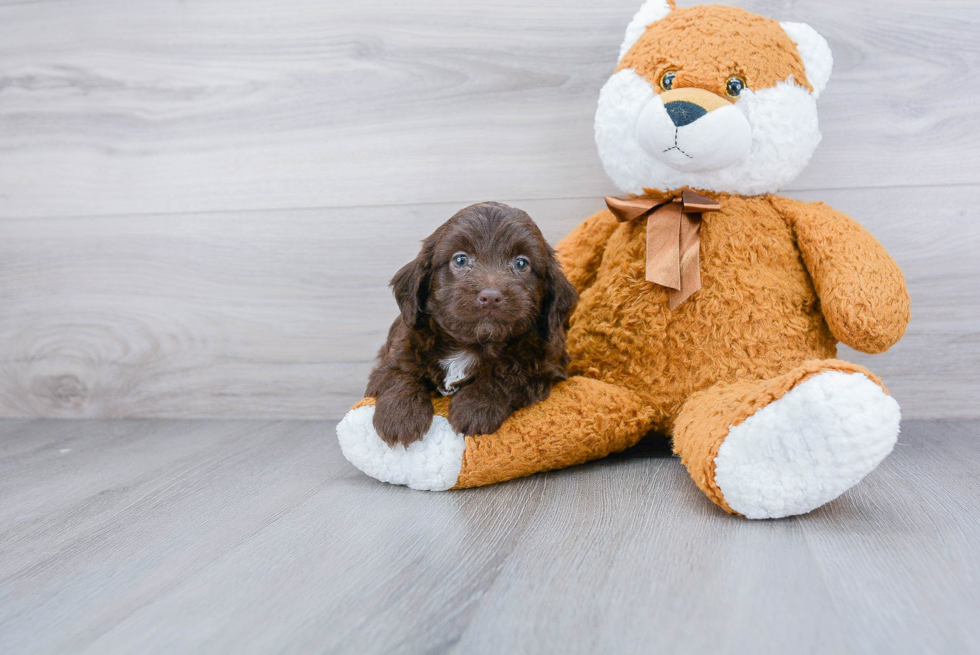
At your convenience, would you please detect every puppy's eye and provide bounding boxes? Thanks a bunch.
[452,252,469,268]
[660,71,676,91]
[513,256,530,272]
[725,76,746,98]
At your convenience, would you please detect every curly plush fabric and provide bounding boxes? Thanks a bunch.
[595,9,829,196]
[562,195,842,433]
[438,194,908,495]
[337,2,910,519]
[770,196,911,353]
[619,5,812,95]
[454,377,652,488]
[672,359,887,514]
[710,369,899,519]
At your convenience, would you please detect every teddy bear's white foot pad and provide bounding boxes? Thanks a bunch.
[336,405,465,491]
[713,371,900,519]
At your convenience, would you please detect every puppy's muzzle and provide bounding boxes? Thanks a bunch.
[636,87,752,172]
[477,288,504,308]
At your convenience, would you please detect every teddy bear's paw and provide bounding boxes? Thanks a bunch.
[713,371,900,519]
[336,404,465,491]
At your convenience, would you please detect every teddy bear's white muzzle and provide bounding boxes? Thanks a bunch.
[636,98,752,172]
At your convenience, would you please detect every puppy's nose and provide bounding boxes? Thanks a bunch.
[664,100,707,127]
[477,288,504,308]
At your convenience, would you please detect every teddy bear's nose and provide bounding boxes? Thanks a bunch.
[664,100,707,127]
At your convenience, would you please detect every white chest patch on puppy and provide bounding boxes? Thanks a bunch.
[438,351,477,396]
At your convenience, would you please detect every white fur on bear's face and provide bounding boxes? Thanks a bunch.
[619,0,673,61]
[635,97,752,172]
[780,21,833,99]
[595,68,822,196]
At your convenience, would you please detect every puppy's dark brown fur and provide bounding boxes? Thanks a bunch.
[366,202,577,447]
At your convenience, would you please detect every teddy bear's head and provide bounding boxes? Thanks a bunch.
[595,0,833,196]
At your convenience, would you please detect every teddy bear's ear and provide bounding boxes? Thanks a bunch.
[618,0,675,61]
[780,21,834,99]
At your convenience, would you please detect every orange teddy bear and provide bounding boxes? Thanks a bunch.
[338,0,910,519]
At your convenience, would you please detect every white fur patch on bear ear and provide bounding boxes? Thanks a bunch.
[619,0,674,61]
[780,21,833,99]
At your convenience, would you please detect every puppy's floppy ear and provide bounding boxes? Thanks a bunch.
[537,247,578,342]
[391,236,436,329]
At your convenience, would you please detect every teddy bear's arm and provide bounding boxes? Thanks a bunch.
[770,196,910,354]
[555,209,619,293]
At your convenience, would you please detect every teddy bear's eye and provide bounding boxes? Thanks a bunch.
[726,76,746,98]
[660,71,676,91]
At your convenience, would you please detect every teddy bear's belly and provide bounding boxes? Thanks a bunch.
[565,202,837,431]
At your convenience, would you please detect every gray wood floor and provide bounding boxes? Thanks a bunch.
[2,0,979,421]
[1,419,978,654]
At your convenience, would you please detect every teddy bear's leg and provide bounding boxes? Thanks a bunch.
[672,360,901,519]
[337,376,652,490]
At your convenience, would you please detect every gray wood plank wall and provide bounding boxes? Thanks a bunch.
[1,0,977,419]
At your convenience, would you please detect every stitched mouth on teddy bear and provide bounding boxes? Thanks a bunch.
[635,87,752,172]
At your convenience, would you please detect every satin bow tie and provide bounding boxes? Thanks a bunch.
[605,189,722,310]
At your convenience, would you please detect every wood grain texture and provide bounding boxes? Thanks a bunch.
[0,418,977,654]
[2,188,976,419]
[0,197,602,419]
[1,0,977,419]
[0,0,978,219]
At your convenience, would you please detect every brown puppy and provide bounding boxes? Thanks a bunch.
[366,202,577,447]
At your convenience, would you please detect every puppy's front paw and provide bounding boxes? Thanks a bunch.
[373,393,433,448]
[448,394,509,436]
